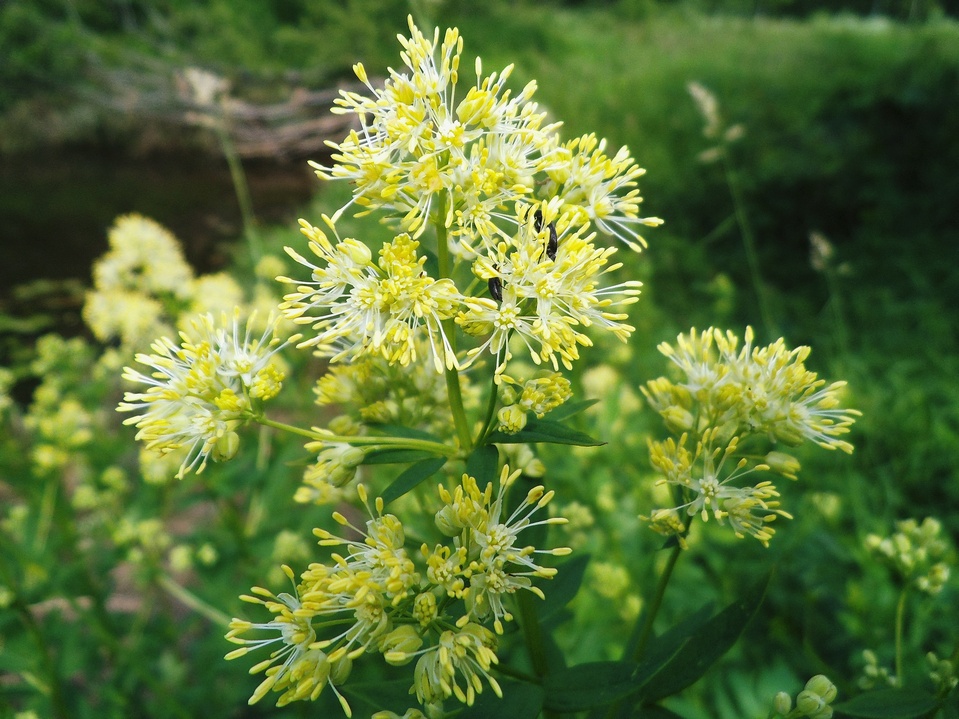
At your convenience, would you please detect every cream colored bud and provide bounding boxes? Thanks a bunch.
[661,406,695,434]
[765,451,801,479]
[774,691,793,715]
[498,405,528,434]
[212,431,240,462]
[805,675,837,703]
[381,625,423,665]
[330,654,352,685]
[773,422,805,446]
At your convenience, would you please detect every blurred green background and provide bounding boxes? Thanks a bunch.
[2,0,958,717]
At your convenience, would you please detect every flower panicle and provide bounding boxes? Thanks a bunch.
[117,309,297,479]
[227,471,569,710]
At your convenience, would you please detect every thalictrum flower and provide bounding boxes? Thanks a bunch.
[279,217,463,372]
[117,310,295,478]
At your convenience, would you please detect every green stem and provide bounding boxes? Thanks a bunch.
[630,539,685,663]
[722,153,776,338]
[894,585,908,686]
[516,590,560,718]
[433,194,473,452]
[214,110,262,265]
[255,416,457,456]
[476,369,501,445]
[157,574,232,629]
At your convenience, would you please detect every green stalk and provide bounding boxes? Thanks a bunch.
[213,109,262,265]
[516,591,560,719]
[606,515,690,719]
[894,585,908,686]
[158,574,232,629]
[432,193,473,452]
[255,415,457,456]
[630,539,684,663]
[722,153,776,338]
[476,369,501,445]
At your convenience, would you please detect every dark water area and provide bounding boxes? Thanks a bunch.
[0,146,319,385]
[0,147,318,297]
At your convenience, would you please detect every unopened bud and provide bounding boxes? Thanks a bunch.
[773,691,793,716]
[213,431,240,462]
[765,451,801,479]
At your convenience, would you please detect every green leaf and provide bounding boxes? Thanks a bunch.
[362,448,439,465]
[636,705,689,719]
[834,688,940,719]
[538,553,591,621]
[488,418,604,446]
[380,457,447,505]
[366,423,441,442]
[459,678,544,718]
[640,574,770,702]
[465,444,500,483]
[544,661,645,712]
[543,398,600,422]
[340,679,412,716]
[943,684,959,719]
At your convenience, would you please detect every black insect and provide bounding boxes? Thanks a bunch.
[531,207,558,261]
[488,265,503,303]
[545,222,558,261]
[533,208,544,232]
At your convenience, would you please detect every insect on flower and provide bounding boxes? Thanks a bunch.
[488,269,503,303]
[545,222,558,261]
[531,208,558,261]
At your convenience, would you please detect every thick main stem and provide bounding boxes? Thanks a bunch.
[432,194,473,452]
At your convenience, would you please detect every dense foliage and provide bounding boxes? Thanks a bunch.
[1,4,957,719]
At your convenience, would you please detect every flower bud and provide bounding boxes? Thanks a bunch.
[773,691,792,716]
[497,405,528,434]
[796,690,829,719]
[765,451,801,479]
[381,625,423,665]
[213,431,240,462]
[772,421,805,446]
[661,406,695,434]
[805,675,838,703]
[330,654,352,685]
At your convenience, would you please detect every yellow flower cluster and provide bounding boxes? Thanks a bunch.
[281,220,463,372]
[280,18,658,379]
[226,468,569,711]
[641,327,860,546]
[118,311,297,478]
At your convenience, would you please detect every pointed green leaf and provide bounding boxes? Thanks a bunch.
[465,444,500,483]
[544,398,600,422]
[544,661,644,712]
[834,688,940,719]
[640,574,770,702]
[488,418,604,446]
[366,423,441,442]
[459,678,544,718]
[363,448,438,465]
[538,553,591,621]
[637,705,689,719]
[380,457,447,505]
[340,679,412,716]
